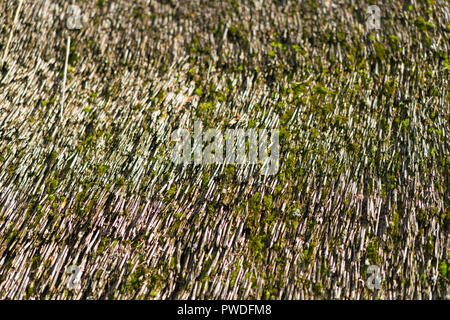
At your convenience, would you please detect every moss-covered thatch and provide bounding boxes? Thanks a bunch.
[0,0,448,299]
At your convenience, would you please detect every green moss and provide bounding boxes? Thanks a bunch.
[390,212,400,241]
[388,35,400,52]
[313,282,323,297]
[230,270,238,289]
[194,88,203,96]
[414,17,427,32]
[26,285,35,298]
[97,164,108,176]
[47,179,59,195]
[367,238,381,265]
[116,177,125,187]
[438,262,447,279]
[95,237,109,258]
[313,84,329,95]
[31,256,41,270]
[373,42,387,61]
[199,171,209,189]
[126,265,147,294]
[249,235,264,257]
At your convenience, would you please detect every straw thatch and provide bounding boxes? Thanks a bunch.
[0,0,448,299]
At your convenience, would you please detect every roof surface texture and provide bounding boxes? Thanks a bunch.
[0,0,448,299]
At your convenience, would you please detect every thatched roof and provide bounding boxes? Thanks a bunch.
[0,0,448,299]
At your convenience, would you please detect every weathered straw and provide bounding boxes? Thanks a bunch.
[61,36,70,120]
[1,0,23,66]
